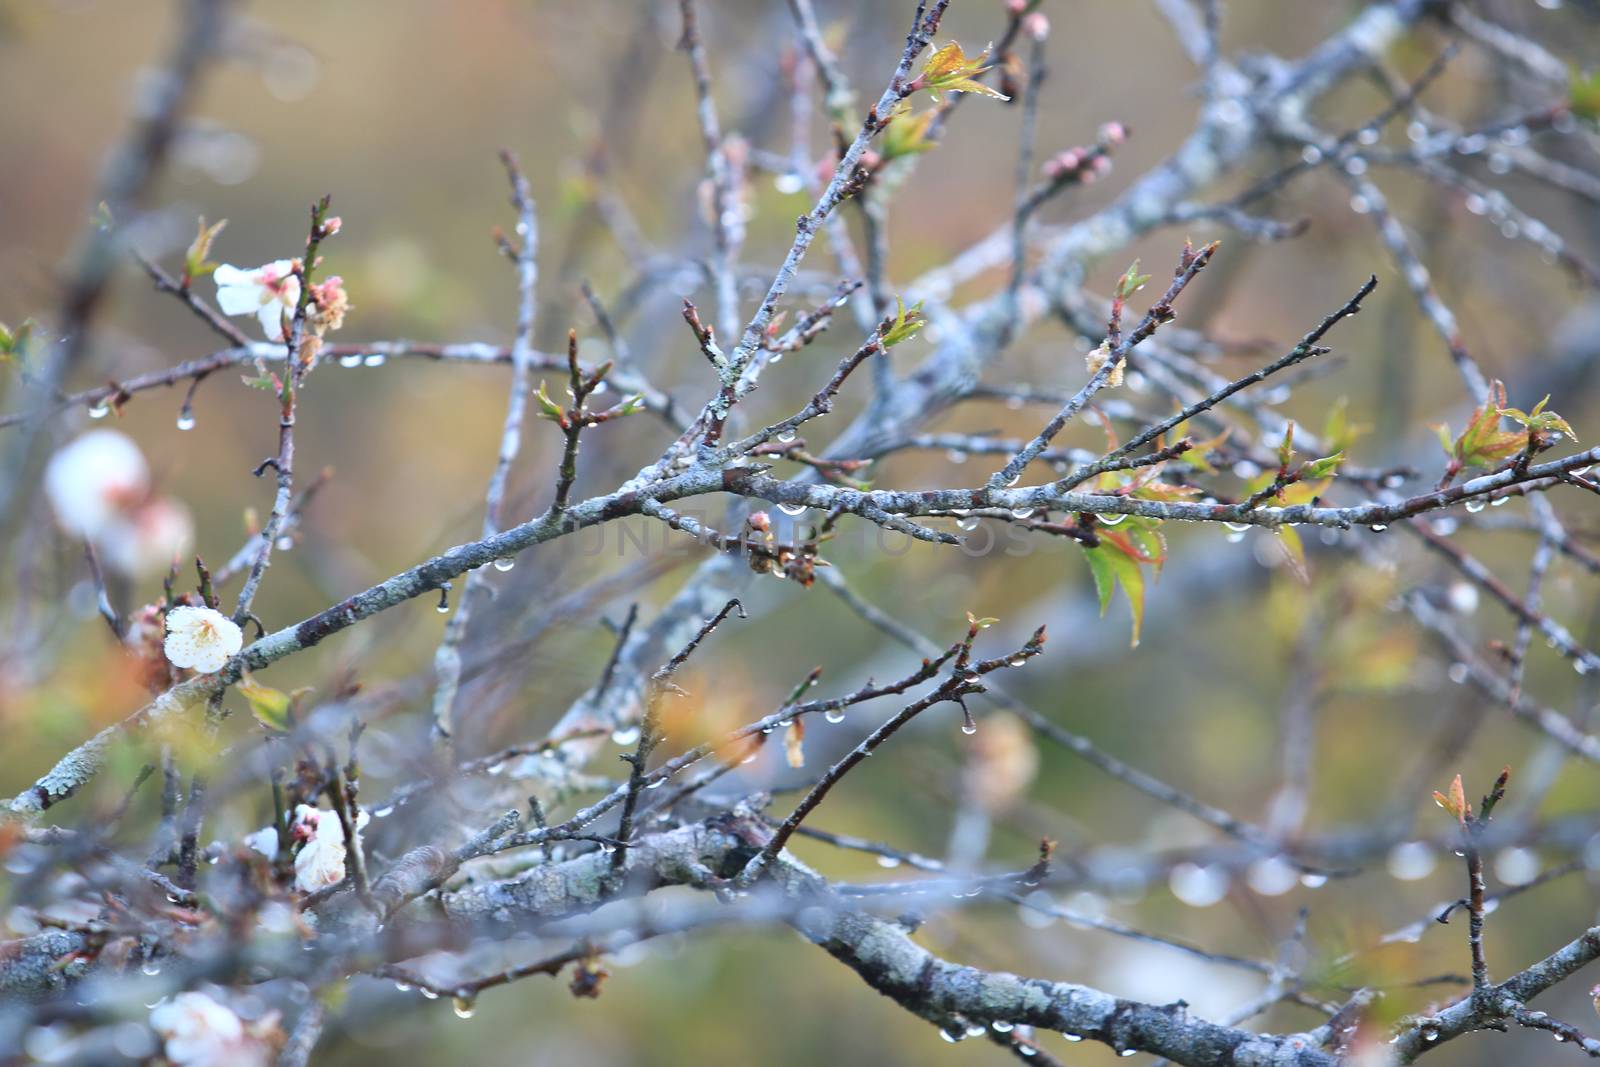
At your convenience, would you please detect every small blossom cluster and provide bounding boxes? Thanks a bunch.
[44,430,192,577]
[214,247,348,362]
[1041,123,1127,184]
[148,990,280,1067]
[244,803,366,893]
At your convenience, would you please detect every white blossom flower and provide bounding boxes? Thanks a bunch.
[99,497,193,578]
[290,804,368,893]
[164,606,243,674]
[214,260,300,341]
[44,429,148,539]
[44,430,193,577]
[149,991,275,1067]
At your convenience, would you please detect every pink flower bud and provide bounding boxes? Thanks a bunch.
[1098,121,1128,146]
[321,216,342,237]
[1023,12,1049,40]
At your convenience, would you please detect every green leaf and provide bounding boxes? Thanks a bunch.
[1501,394,1578,441]
[1103,548,1145,648]
[240,374,278,392]
[1322,396,1368,455]
[880,297,925,348]
[1276,422,1296,471]
[1301,451,1345,479]
[237,674,291,731]
[534,380,565,420]
[1081,541,1147,648]
[1115,260,1151,301]
[881,101,937,160]
[1572,65,1600,123]
[0,319,30,369]
[1083,545,1115,616]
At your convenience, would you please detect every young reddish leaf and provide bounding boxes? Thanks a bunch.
[784,718,805,769]
[919,42,1009,100]
[185,216,228,283]
[1432,772,1469,824]
[1451,380,1524,468]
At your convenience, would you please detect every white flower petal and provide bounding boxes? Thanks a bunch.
[241,828,278,860]
[214,282,263,316]
[211,263,252,287]
[256,302,288,341]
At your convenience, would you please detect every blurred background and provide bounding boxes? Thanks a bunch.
[3,1,1600,1063]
